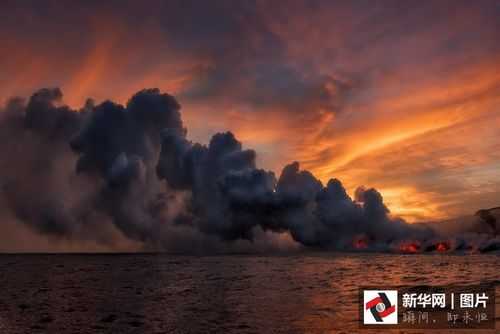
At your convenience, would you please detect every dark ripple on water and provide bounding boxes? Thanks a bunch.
[0,253,498,333]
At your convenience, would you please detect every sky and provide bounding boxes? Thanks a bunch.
[2,0,500,223]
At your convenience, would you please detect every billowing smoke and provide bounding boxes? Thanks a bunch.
[157,130,432,249]
[68,89,184,242]
[0,88,187,249]
[0,89,84,236]
[0,88,498,253]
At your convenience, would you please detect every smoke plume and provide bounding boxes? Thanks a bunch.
[0,88,497,253]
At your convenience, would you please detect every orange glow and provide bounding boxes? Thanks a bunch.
[64,28,117,106]
[1,3,500,225]
[435,242,450,252]
[398,241,421,254]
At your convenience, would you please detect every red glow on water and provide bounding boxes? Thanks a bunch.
[399,241,420,253]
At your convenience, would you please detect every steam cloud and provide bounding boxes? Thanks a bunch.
[0,88,497,253]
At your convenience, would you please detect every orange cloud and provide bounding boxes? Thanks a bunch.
[2,1,500,224]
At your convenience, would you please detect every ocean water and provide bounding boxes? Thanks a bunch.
[0,253,498,333]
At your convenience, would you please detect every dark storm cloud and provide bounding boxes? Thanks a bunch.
[3,87,500,253]
[0,88,183,246]
[164,0,352,113]
[68,89,187,242]
[0,87,437,251]
[157,129,275,240]
[70,89,182,181]
[0,89,99,239]
[156,127,433,248]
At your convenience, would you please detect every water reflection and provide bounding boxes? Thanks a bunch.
[0,253,498,333]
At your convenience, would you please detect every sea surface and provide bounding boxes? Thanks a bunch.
[0,253,498,333]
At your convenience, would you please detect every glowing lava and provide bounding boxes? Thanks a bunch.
[435,241,450,252]
[398,241,421,253]
[352,236,368,250]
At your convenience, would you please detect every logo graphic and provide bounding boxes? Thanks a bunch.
[363,290,398,324]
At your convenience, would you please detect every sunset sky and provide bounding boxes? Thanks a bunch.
[2,0,500,223]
